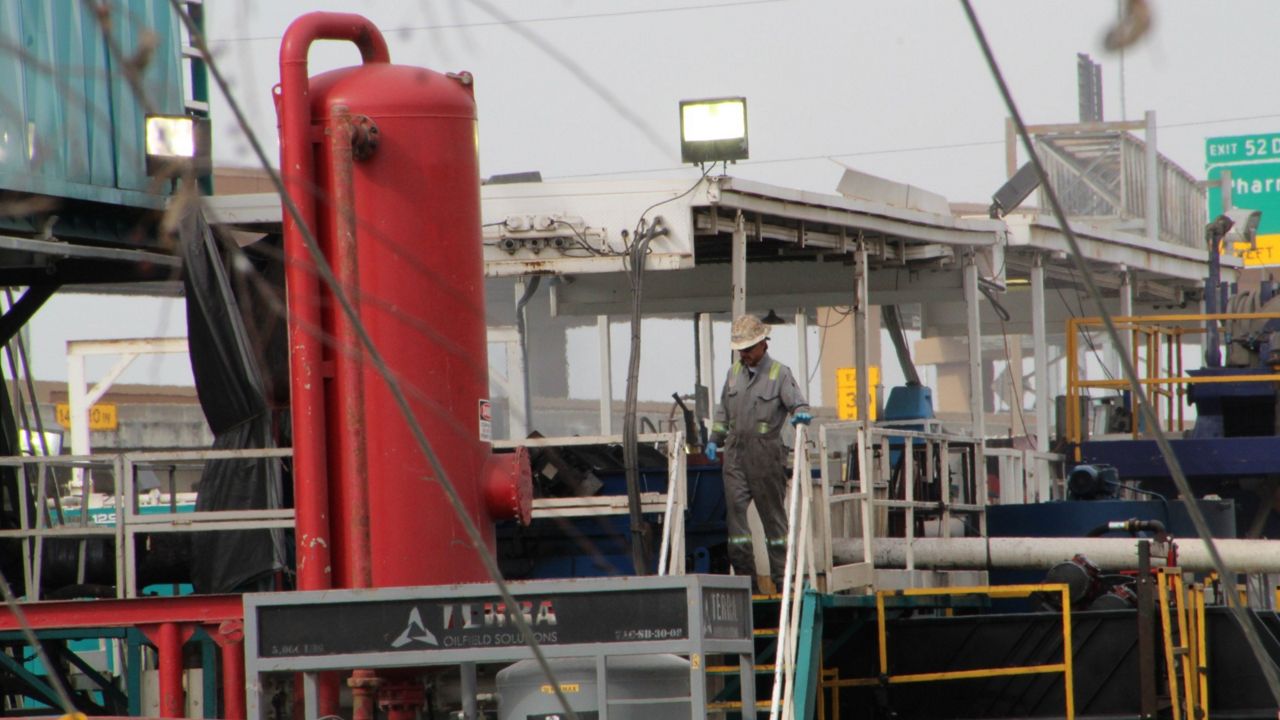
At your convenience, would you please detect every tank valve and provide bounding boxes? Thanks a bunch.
[351,115,380,160]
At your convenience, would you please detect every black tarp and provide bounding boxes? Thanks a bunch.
[182,209,289,593]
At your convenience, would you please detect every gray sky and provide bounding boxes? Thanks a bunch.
[32,1,1280,394]
[203,1,1280,203]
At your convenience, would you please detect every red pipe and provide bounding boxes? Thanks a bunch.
[0,594,241,630]
[220,636,246,720]
[328,105,372,588]
[157,622,184,718]
[278,12,390,593]
[348,669,382,720]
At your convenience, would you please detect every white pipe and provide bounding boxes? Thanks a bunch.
[833,537,1280,573]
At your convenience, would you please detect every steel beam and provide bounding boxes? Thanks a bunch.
[0,595,242,631]
[597,315,612,435]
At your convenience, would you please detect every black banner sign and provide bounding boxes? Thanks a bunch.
[257,588,696,658]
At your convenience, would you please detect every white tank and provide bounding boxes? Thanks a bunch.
[496,655,690,719]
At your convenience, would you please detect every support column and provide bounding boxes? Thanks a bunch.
[964,253,987,529]
[796,309,810,402]
[1145,110,1159,246]
[698,313,715,430]
[157,622,184,718]
[1032,255,1051,499]
[513,280,533,434]
[1119,269,1134,347]
[964,253,985,441]
[66,352,88,492]
[597,315,612,435]
[216,623,247,720]
[731,211,746,319]
[460,663,478,720]
[855,243,871,425]
[302,672,320,720]
[1008,334,1026,437]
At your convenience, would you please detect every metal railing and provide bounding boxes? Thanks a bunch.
[1065,312,1280,446]
[493,431,688,576]
[0,448,293,600]
[771,424,816,720]
[1036,131,1204,248]
[1158,569,1209,720]
[0,432,689,601]
[822,584,1077,720]
[817,421,987,592]
[987,447,1068,503]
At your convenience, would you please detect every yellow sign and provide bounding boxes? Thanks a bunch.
[836,367,879,421]
[540,683,581,694]
[1234,233,1280,267]
[54,402,118,431]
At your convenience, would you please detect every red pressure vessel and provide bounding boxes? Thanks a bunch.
[278,13,530,591]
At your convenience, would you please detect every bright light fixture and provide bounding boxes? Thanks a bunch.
[146,115,196,158]
[680,97,748,164]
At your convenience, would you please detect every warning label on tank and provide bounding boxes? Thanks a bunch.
[479,399,492,442]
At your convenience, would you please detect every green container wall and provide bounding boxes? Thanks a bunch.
[0,0,186,209]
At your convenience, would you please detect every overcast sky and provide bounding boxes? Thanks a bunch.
[32,1,1280,396]
[201,1,1280,202]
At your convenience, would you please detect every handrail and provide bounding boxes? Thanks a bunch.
[826,584,1076,720]
[815,420,1001,591]
[1157,569,1210,720]
[2,432,692,600]
[1065,312,1280,447]
[656,430,686,576]
[771,424,814,720]
[497,431,688,576]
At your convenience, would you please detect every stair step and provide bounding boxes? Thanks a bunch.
[753,628,778,638]
[707,699,774,712]
[706,664,776,675]
[752,593,783,602]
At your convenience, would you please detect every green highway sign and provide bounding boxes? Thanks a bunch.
[1207,133,1280,165]
[1206,132,1280,266]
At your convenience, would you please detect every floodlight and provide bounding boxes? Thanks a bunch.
[147,115,195,158]
[680,97,748,164]
[145,114,210,176]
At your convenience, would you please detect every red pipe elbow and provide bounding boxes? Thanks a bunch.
[483,448,533,525]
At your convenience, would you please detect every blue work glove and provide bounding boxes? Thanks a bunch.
[790,412,812,426]
[705,441,718,461]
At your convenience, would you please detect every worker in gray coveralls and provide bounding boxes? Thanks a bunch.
[705,315,811,591]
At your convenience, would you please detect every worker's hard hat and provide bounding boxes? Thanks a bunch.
[730,315,770,351]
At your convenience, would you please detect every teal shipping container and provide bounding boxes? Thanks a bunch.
[0,0,198,236]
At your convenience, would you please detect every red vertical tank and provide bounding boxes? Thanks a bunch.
[278,13,530,591]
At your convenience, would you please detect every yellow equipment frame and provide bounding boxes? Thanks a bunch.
[1065,312,1280,454]
[822,584,1076,720]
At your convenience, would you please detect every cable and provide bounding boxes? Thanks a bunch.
[635,165,714,236]
[621,219,667,575]
[548,114,1280,183]
[1053,273,1119,384]
[210,0,785,43]
[807,307,856,385]
[168,6,586,718]
[960,0,1280,702]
